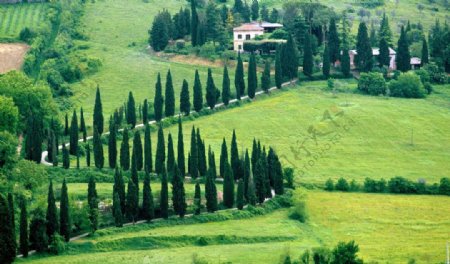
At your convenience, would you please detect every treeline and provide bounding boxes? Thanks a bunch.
[324,177,450,196]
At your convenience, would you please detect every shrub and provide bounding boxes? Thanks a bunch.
[388,177,417,194]
[335,177,350,192]
[48,234,66,255]
[388,72,426,98]
[269,29,289,40]
[289,190,307,223]
[357,72,386,95]
[422,63,448,84]
[324,178,334,191]
[439,178,450,195]
[283,167,295,189]
[19,27,37,43]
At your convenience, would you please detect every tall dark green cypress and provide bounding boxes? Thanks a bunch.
[167,133,175,174]
[193,70,203,112]
[130,155,139,208]
[222,65,230,105]
[93,126,104,169]
[379,38,390,67]
[0,193,16,264]
[396,26,411,72]
[247,172,257,206]
[108,117,117,168]
[180,79,191,115]
[7,193,16,256]
[86,143,91,167]
[113,167,126,216]
[93,86,104,134]
[220,138,228,177]
[379,13,393,46]
[421,38,429,65]
[248,53,257,98]
[112,192,123,227]
[243,150,251,200]
[230,130,240,179]
[165,70,175,117]
[127,92,137,128]
[88,176,98,233]
[236,179,244,210]
[194,183,201,215]
[177,117,185,176]
[133,131,143,171]
[275,45,283,89]
[144,124,153,173]
[126,179,138,223]
[285,34,299,79]
[322,43,330,78]
[251,138,259,171]
[120,128,130,170]
[20,197,28,257]
[80,107,87,142]
[235,52,245,99]
[154,73,164,122]
[142,99,149,124]
[160,169,169,218]
[356,22,373,72]
[261,59,271,93]
[262,148,271,198]
[328,17,340,65]
[191,0,199,46]
[155,125,166,174]
[69,110,78,155]
[206,68,217,109]
[341,47,351,77]
[208,146,217,179]
[189,126,198,178]
[205,167,218,212]
[171,164,187,217]
[62,142,70,169]
[303,33,313,77]
[197,129,207,176]
[64,113,69,136]
[142,172,154,221]
[223,162,235,208]
[273,154,284,195]
[46,181,58,239]
[60,178,70,242]
[51,131,58,167]
[254,158,266,204]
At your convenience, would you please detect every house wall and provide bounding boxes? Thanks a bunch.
[233,30,264,52]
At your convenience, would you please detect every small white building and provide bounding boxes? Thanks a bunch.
[349,47,397,70]
[233,21,283,52]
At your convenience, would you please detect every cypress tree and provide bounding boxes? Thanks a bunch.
[113,167,126,216]
[51,132,58,167]
[69,110,78,155]
[267,147,276,187]
[177,117,185,176]
[356,22,373,72]
[86,143,91,167]
[29,208,48,252]
[285,34,299,80]
[247,172,257,206]
[112,192,123,227]
[160,169,169,219]
[254,158,266,204]
[154,73,164,122]
[133,131,143,171]
[205,167,218,212]
[230,130,240,179]
[220,138,228,177]
[88,176,98,233]
[236,179,244,210]
[262,148,271,198]
[46,181,58,239]
[248,53,257,98]
[64,113,69,136]
[93,86,104,134]
[191,0,199,46]
[222,65,230,105]
[421,38,429,65]
[379,38,390,67]
[0,194,16,263]
[62,142,70,169]
[197,129,207,176]
[80,108,87,142]
[303,33,313,77]
[235,52,245,99]
[261,59,271,93]
[251,138,258,171]
[275,46,283,89]
[108,117,117,168]
[47,130,53,163]
[120,128,130,171]
[165,70,175,117]
[155,125,166,174]
[142,172,155,221]
[328,18,340,65]
[223,162,235,208]
[396,26,411,72]
[60,179,70,242]
[341,47,351,77]
[243,150,251,199]
[206,68,217,109]
[189,126,198,178]
[208,146,217,179]
[194,183,201,215]
[144,124,153,173]
[142,99,149,124]
[126,179,138,223]
[323,43,331,78]
[379,13,393,46]
[193,70,203,112]
[126,92,137,128]
[273,154,284,195]
[7,193,16,256]
[167,133,175,174]
[20,198,28,257]
[25,114,43,163]
[93,126,104,169]
[171,164,187,217]
[180,79,191,115]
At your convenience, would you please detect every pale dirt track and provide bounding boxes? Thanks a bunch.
[0,43,29,74]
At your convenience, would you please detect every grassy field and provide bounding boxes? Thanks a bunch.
[18,190,450,263]
[0,3,48,40]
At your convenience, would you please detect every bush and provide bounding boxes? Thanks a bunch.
[289,190,307,223]
[335,177,350,192]
[439,178,450,195]
[19,27,37,43]
[48,234,66,255]
[388,177,417,194]
[269,29,289,40]
[388,72,426,98]
[422,63,448,84]
[325,178,334,191]
[283,167,295,189]
[357,72,386,95]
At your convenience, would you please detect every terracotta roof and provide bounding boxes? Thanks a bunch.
[234,23,264,32]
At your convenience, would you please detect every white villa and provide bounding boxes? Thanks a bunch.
[348,48,422,70]
[233,21,283,52]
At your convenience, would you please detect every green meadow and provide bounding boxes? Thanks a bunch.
[0,3,48,40]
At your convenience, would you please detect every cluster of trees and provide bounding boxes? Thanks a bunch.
[324,177,450,196]
[230,0,278,24]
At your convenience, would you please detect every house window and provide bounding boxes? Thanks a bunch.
[246,34,251,40]
[238,34,242,39]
